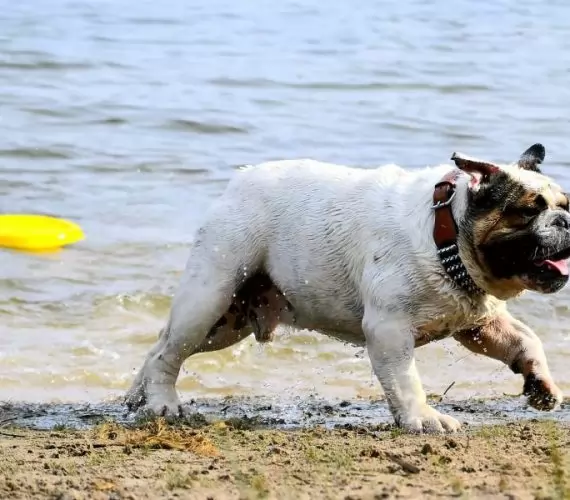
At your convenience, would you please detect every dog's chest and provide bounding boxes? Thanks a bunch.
[413,298,501,347]
[414,316,461,346]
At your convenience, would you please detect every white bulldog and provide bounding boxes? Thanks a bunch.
[126,144,569,433]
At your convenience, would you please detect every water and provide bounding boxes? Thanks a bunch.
[1,0,570,407]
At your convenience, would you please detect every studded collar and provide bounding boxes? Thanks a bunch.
[432,170,484,295]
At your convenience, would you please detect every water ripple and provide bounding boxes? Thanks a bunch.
[165,119,250,135]
[209,77,494,93]
[0,60,93,70]
[0,148,72,159]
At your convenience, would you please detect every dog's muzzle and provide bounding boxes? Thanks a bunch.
[483,208,570,294]
[528,210,570,286]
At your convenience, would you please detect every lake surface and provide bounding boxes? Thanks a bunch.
[1,0,570,407]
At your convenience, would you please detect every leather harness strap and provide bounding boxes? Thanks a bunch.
[432,170,483,295]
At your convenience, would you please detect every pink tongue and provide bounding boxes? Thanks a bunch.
[538,259,570,275]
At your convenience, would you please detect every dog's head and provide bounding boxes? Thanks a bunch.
[455,144,570,299]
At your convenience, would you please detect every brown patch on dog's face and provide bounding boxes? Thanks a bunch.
[459,145,570,297]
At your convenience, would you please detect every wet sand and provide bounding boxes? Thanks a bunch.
[1,396,569,499]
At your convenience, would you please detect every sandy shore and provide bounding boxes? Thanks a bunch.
[0,397,569,499]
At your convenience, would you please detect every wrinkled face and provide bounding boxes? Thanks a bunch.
[458,144,570,294]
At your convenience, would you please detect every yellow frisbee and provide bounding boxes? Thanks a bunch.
[0,214,85,251]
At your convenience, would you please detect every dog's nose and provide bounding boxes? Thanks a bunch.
[551,211,570,230]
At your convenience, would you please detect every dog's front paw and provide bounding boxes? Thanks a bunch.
[523,374,563,411]
[397,405,461,434]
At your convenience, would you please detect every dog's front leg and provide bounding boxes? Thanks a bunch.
[454,312,563,411]
[363,306,461,433]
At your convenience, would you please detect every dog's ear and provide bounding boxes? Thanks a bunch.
[451,152,501,189]
[518,143,545,173]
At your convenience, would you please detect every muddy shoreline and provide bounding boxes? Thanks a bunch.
[1,394,569,431]
[0,396,569,499]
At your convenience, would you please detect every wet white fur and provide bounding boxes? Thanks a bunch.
[126,159,561,433]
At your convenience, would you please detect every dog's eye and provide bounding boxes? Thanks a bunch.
[518,206,542,218]
[534,194,548,209]
[503,205,541,219]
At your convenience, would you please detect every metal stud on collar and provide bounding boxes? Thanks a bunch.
[436,244,483,295]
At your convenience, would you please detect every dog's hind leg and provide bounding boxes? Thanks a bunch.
[125,212,266,417]
[125,272,292,416]
[125,276,237,417]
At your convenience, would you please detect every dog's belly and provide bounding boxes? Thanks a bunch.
[226,272,366,345]
[264,250,366,342]
[278,288,365,344]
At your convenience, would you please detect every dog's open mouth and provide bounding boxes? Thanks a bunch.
[531,247,570,277]
[533,259,569,276]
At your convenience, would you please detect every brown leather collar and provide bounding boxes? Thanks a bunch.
[432,170,483,295]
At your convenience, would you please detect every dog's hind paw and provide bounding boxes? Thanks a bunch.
[125,379,185,420]
[398,406,461,434]
[140,401,186,421]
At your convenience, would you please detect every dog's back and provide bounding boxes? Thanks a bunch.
[189,159,444,334]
